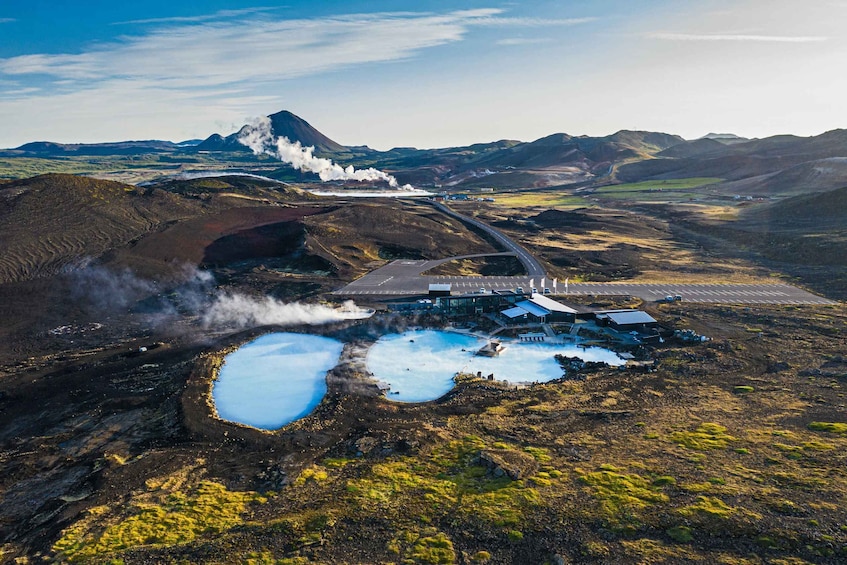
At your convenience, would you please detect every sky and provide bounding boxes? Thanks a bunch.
[0,0,844,149]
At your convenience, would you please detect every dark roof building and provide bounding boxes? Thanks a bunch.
[595,310,658,332]
[428,283,452,297]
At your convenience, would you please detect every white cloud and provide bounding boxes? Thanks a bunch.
[647,32,827,43]
[0,8,598,90]
[496,38,553,46]
[0,7,599,147]
[0,18,16,24]
[113,6,279,25]
[469,16,597,27]
[0,11,487,88]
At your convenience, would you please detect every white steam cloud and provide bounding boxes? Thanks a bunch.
[72,262,373,331]
[238,117,414,189]
[202,293,373,329]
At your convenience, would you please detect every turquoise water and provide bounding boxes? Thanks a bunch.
[212,332,344,430]
[366,329,624,402]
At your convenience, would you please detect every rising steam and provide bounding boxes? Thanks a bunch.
[238,117,414,189]
[71,263,373,332]
[202,293,373,329]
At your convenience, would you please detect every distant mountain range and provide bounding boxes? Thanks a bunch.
[3,110,847,195]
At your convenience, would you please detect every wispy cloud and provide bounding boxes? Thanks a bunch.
[472,16,597,27]
[497,37,553,46]
[0,7,598,146]
[0,8,595,90]
[647,32,827,43]
[113,6,279,26]
[0,18,16,24]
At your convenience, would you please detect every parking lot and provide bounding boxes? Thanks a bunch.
[334,260,835,305]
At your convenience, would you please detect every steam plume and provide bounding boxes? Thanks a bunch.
[71,262,372,331]
[238,117,414,189]
[202,293,372,329]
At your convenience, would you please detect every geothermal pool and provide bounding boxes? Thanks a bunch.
[212,332,344,430]
[367,330,625,402]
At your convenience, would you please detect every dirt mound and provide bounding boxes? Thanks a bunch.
[108,207,328,278]
[529,209,600,229]
[301,203,498,277]
[0,174,205,283]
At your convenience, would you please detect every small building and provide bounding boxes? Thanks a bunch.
[500,294,577,324]
[501,306,529,322]
[428,283,452,297]
[527,294,577,323]
[595,310,658,332]
[514,299,552,322]
[436,291,521,317]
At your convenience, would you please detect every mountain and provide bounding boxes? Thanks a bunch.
[700,132,749,145]
[617,128,847,193]
[196,110,347,153]
[747,184,847,227]
[5,140,182,156]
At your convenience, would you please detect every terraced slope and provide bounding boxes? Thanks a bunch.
[0,174,205,283]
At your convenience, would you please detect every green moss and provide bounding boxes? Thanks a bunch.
[733,385,755,394]
[808,422,847,434]
[507,530,524,542]
[390,529,455,564]
[346,437,548,527]
[579,468,669,526]
[669,423,736,450]
[678,496,736,520]
[323,457,355,469]
[667,525,693,543]
[294,465,329,485]
[470,550,491,562]
[652,476,677,487]
[523,446,552,463]
[53,481,265,561]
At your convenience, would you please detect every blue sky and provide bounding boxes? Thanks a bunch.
[0,1,843,148]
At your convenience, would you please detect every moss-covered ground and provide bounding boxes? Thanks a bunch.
[41,302,847,564]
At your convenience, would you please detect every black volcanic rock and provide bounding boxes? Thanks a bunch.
[267,110,346,153]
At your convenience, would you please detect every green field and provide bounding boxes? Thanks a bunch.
[594,177,724,195]
[488,191,594,209]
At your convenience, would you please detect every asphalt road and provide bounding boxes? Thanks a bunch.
[431,202,546,277]
[334,261,835,305]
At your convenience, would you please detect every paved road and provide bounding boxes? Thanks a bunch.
[431,202,546,277]
[334,260,835,305]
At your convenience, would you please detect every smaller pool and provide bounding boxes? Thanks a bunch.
[366,330,625,403]
[212,332,344,429]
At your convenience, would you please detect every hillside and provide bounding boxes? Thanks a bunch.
[4,112,847,195]
[0,174,208,283]
[744,184,847,227]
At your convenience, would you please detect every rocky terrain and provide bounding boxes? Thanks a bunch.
[1,113,846,563]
